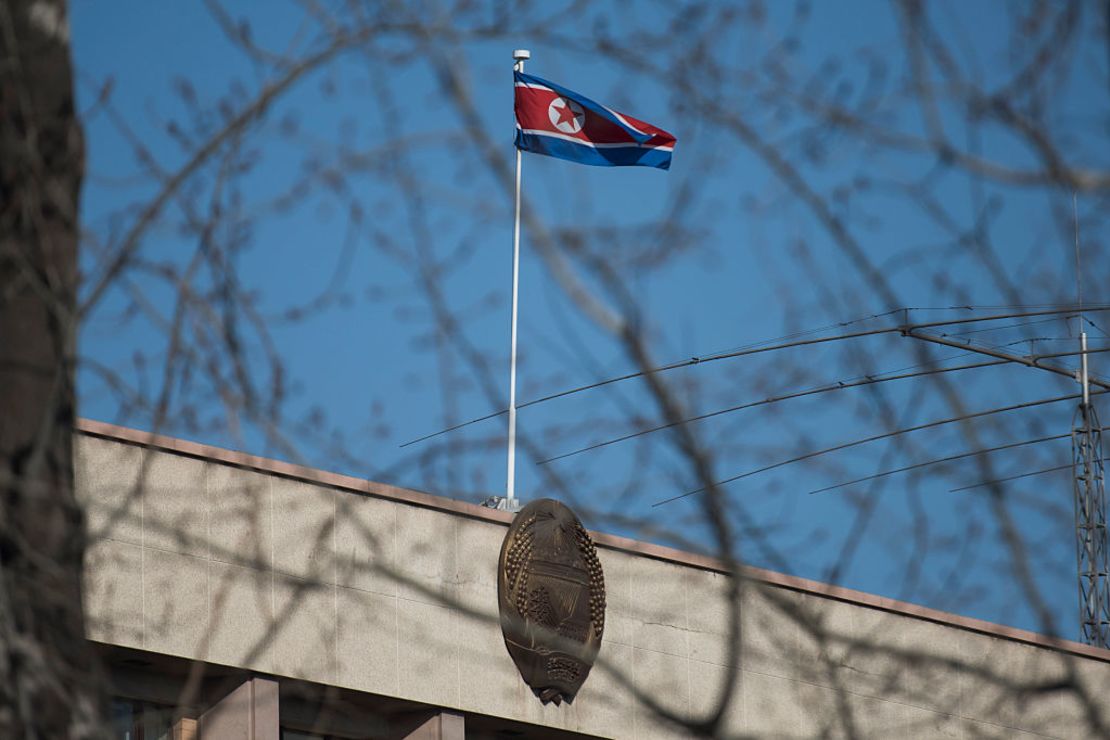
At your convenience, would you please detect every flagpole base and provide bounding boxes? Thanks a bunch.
[482,495,524,513]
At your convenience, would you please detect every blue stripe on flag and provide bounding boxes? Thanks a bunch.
[515,130,672,170]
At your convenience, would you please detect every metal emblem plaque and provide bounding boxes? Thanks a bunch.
[497,498,605,705]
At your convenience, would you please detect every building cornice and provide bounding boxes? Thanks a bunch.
[76,417,1110,665]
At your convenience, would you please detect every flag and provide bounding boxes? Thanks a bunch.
[514,72,676,170]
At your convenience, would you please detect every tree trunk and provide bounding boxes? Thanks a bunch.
[0,1,104,736]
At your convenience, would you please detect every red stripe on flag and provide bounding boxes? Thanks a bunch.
[514,86,675,148]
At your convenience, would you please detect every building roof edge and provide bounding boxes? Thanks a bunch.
[75,417,1110,665]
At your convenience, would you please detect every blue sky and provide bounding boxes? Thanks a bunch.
[70,1,1110,638]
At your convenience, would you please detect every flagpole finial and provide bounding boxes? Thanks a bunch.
[513,49,531,61]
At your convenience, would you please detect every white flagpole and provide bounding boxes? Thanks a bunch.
[506,49,530,512]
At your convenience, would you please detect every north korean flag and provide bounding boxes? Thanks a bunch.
[514,72,676,170]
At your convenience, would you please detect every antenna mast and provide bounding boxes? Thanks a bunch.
[1070,193,1110,647]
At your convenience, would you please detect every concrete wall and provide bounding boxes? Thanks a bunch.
[77,427,1110,739]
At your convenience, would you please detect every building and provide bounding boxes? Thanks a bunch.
[78,419,1110,739]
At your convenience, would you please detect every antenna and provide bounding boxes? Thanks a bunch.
[1074,193,1083,325]
[1070,192,1110,647]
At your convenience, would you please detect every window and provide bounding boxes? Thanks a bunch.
[111,698,174,740]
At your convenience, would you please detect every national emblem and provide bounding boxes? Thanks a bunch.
[497,498,605,705]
